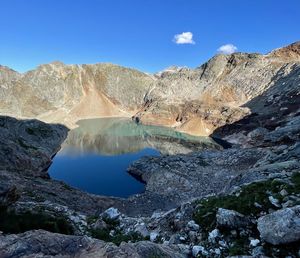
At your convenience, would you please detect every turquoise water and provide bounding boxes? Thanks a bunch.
[49,117,218,198]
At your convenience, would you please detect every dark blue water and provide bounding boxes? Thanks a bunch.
[49,117,217,198]
[50,148,159,197]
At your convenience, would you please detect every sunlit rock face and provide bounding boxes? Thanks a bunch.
[0,42,299,136]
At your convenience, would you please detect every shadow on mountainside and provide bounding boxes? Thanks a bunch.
[211,63,300,144]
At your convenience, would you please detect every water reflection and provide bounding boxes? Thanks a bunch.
[60,117,219,156]
[49,118,219,198]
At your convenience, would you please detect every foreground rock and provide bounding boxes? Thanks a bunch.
[0,230,185,258]
[0,115,67,177]
[258,205,300,245]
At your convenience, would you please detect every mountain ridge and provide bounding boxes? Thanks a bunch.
[0,41,299,135]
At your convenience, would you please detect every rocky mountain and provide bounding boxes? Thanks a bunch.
[0,42,299,135]
[135,41,300,135]
[0,62,154,127]
[0,42,299,257]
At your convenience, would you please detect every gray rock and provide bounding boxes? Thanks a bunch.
[208,229,220,243]
[188,231,198,243]
[0,230,185,258]
[187,220,200,231]
[150,232,159,242]
[169,234,180,245]
[258,205,300,245]
[192,245,208,257]
[280,189,288,197]
[247,127,269,140]
[251,246,265,257]
[102,207,120,220]
[92,218,108,231]
[216,208,250,229]
[250,239,260,247]
[134,223,150,238]
[268,196,281,208]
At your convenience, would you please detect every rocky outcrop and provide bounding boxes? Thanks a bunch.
[0,116,68,177]
[258,205,300,245]
[128,148,268,204]
[0,230,185,258]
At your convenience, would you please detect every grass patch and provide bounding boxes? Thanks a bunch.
[264,240,300,258]
[90,228,147,245]
[227,237,249,256]
[0,206,73,235]
[89,217,148,245]
[87,215,98,224]
[193,173,300,233]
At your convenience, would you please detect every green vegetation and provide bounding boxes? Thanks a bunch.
[90,228,146,245]
[192,173,300,257]
[227,237,249,256]
[89,217,148,245]
[193,173,300,232]
[264,240,300,258]
[0,206,73,235]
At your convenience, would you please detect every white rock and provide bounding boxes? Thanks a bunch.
[134,223,150,238]
[280,189,288,197]
[250,239,260,247]
[150,232,159,242]
[179,236,186,242]
[214,248,221,255]
[254,202,263,208]
[151,211,162,219]
[208,229,220,243]
[268,196,281,208]
[218,240,227,247]
[192,245,207,257]
[187,220,200,231]
[102,207,120,220]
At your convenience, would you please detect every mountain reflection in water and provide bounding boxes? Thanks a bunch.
[49,118,219,198]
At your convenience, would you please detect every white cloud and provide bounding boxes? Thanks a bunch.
[173,32,195,44]
[217,44,238,54]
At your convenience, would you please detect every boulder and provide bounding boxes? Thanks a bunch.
[208,229,220,243]
[134,223,150,238]
[257,205,300,245]
[102,207,120,221]
[187,220,200,231]
[192,245,208,257]
[150,232,159,242]
[216,208,250,229]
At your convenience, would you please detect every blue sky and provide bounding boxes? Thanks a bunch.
[0,0,299,73]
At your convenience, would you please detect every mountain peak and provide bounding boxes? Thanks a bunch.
[268,41,300,60]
